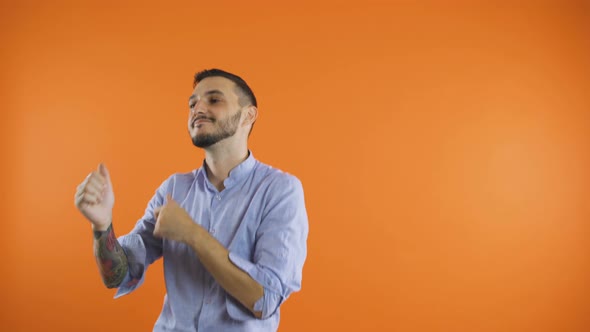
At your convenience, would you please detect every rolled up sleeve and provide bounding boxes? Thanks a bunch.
[114,233,148,298]
[227,175,309,320]
[114,178,169,298]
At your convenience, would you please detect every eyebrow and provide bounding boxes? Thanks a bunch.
[189,89,225,103]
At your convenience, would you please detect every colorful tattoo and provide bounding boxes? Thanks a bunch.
[93,224,128,288]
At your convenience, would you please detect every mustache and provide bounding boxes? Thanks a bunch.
[191,115,215,128]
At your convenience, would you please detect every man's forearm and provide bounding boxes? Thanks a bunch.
[185,224,264,318]
[93,223,128,288]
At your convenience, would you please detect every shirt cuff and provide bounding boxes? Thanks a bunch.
[227,251,284,319]
[114,233,147,299]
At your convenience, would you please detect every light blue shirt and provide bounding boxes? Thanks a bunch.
[115,152,309,331]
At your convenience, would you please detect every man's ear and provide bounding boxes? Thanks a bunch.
[243,105,258,127]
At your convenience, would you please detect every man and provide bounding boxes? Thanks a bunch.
[74,69,309,331]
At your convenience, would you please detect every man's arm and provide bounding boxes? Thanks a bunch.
[189,226,264,317]
[153,197,264,317]
[93,224,129,289]
[75,163,130,289]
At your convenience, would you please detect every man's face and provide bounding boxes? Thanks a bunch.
[188,76,244,148]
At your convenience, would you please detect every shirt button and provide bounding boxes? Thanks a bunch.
[215,195,221,200]
[210,229,216,234]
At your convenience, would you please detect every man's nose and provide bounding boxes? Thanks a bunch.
[191,100,206,115]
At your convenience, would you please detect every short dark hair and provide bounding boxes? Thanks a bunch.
[193,69,257,107]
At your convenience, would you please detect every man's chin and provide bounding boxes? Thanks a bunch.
[191,135,217,148]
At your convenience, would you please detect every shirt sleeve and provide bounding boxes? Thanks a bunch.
[227,174,309,320]
[113,177,169,298]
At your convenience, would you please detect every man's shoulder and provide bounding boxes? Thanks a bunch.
[155,169,199,190]
[252,160,303,190]
[168,169,199,182]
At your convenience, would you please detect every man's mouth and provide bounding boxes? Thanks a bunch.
[192,117,213,128]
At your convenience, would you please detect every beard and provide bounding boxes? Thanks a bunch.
[191,109,242,148]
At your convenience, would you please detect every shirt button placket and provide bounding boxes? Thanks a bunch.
[210,194,221,236]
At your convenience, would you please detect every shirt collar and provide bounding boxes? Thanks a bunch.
[200,150,256,192]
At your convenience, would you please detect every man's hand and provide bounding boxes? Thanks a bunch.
[75,163,115,231]
[153,194,196,243]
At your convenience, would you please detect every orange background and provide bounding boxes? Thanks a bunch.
[1,1,589,331]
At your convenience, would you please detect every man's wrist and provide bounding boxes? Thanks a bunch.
[92,222,112,233]
[183,222,202,248]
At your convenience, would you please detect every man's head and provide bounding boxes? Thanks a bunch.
[194,69,257,108]
[188,69,258,148]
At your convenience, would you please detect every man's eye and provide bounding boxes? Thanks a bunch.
[189,103,195,109]
[209,98,219,104]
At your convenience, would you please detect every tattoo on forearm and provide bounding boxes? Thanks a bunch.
[93,224,128,288]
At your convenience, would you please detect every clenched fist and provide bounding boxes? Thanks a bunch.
[153,194,197,243]
[75,163,115,231]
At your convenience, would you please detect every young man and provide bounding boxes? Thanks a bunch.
[74,69,309,331]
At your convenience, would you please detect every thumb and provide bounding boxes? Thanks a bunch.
[166,193,174,204]
[153,206,162,220]
[98,163,111,180]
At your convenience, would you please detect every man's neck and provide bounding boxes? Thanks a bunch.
[203,142,249,192]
